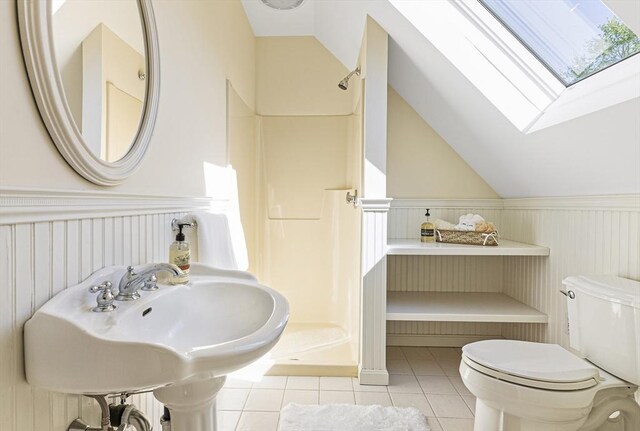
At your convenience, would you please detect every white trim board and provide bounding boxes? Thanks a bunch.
[391,199,503,209]
[387,239,549,256]
[358,367,389,386]
[390,195,640,211]
[387,334,503,348]
[503,195,640,211]
[360,198,393,211]
[0,187,220,224]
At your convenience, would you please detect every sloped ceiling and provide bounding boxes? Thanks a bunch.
[242,0,640,198]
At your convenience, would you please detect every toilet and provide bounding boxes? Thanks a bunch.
[459,275,640,431]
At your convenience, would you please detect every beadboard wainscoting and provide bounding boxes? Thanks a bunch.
[501,196,640,347]
[359,199,392,385]
[0,188,215,431]
[387,199,504,240]
[386,196,640,350]
[387,199,508,345]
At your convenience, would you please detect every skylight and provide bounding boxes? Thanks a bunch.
[479,0,640,86]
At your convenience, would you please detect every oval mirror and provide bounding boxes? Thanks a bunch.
[17,0,160,186]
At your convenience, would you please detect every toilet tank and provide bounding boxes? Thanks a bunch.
[563,275,640,385]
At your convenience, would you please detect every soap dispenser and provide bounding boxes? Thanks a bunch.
[421,209,435,243]
[169,223,191,284]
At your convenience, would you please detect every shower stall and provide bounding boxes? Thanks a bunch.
[254,112,363,375]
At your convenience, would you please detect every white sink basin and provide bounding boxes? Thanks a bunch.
[25,263,289,395]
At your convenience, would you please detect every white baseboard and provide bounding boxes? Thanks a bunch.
[358,367,389,386]
[387,334,502,347]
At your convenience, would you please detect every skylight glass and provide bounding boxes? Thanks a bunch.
[479,0,640,86]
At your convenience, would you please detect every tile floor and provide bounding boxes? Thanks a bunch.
[217,346,475,431]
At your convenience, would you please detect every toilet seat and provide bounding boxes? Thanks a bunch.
[462,340,600,391]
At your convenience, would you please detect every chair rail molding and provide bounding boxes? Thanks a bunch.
[502,194,640,211]
[0,187,220,225]
[391,198,503,209]
[389,195,640,211]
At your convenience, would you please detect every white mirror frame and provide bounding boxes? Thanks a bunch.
[17,0,160,186]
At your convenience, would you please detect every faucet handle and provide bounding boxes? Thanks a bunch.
[141,274,159,291]
[89,281,116,312]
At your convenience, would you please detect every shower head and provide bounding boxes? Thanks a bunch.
[338,67,361,91]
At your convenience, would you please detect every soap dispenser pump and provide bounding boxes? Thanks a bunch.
[421,209,435,243]
[169,222,191,284]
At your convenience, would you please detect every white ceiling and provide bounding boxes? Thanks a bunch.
[241,0,640,198]
[240,0,314,35]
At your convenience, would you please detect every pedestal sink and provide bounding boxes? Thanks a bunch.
[24,263,289,430]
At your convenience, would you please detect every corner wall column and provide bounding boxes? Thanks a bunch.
[359,198,392,385]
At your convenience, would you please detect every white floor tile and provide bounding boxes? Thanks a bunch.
[319,390,355,405]
[402,347,436,360]
[319,376,353,391]
[217,388,250,411]
[388,374,422,394]
[417,375,458,395]
[448,376,472,396]
[387,358,414,374]
[217,410,241,431]
[438,418,475,431]
[236,411,279,431]
[224,377,253,389]
[426,394,474,418]
[439,361,462,377]
[409,359,445,376]
[244,389,284,412]
[461,395,476,413]
[351,378,388,392]
[429,347,461,362]
[225,346,476,429]
[390,392,435,417]
[354,391,393,407]
[285,376,319,390]
[387,346,406,359]
[252,376,287,390]
[281,389,319,406]
[427,416,444,431]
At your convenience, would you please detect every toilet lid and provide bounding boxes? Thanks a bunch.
[463,340,600,389]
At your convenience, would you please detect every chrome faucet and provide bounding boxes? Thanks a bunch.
[115,263,183,301]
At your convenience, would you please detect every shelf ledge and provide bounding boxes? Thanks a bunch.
[387,239,550,256]
[387,292,548,323]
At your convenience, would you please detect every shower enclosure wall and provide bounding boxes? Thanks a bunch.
[227,35,365,376]
[255,113,362,375]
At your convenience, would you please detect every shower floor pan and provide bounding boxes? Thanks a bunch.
[267,323,358,377]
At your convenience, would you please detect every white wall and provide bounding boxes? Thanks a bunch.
[361,17,388,200]
[387,87,498,199]
[0,0,255,196]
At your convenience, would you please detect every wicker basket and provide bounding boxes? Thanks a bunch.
[436,229,499,246]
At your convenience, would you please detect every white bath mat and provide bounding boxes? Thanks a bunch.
[278,403,430,431]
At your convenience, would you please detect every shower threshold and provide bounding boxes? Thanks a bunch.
[267,323,358,377]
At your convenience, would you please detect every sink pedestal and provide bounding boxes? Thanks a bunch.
[154,377,226,431]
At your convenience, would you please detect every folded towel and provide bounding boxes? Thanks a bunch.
[190,212,247,271]
[434,219,456,230]
[455,213,485,231]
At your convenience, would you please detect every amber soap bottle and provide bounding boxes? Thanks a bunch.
[421,209,435,243]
